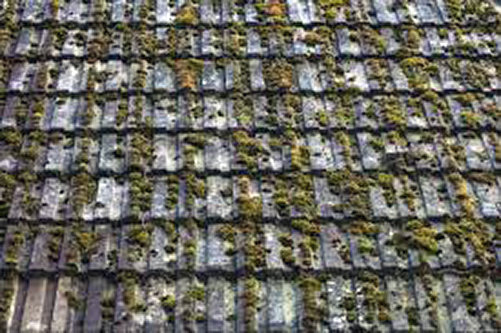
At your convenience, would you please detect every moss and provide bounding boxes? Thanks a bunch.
[290,173,315,216]
[343,293,357,322]
[258,0,286,20]
[183,236,197,269]
[299,235,319,267]
[0,272,16,327]
[237,178,262,220]
[359,272,389,323]
[0,171,16,217]
[400,57,437,91]
[316,109,329,126]
[117,98,128,126]
[460,275,479,315]
[129,172,153,219]
[233,130,263,173]
[369,136,385,151]
[290,144,310,171]
[216,224,235,243]
[187,285,205,302]
[392,220,439,258]
[357,236,376,255]
[48,227,64,262]
[349,221,379,235]
[278,233,294,264]
[132,62,148,90]
[460,110,481,128]
[0,128,22,148]
[73,228,100,263]
[166,175,179,210]
[99,290,115,320]
[233,95,253,125]
[334,132,352,167]
[445,218,494,266]
[318,0,350,19]
[32,99,45,126]
[298,275,324,330]
[241,223,265,272]
[486,296,498,317]
[52,26,68,50]
[216,224,236,255]
[447,173,475,217]
[467,172,496,185]
[4,229,25,265]
[303,31,322,46]
[72,172,96,216]
[119,272,145,313]
[360,27,387,53]
[64,290,83,309]
[175,58,203,90]
[380,96,406,129]
[128,225,152,248]
[377,173,395,206]
[327,169,372,218]
[161,294,176,310]
[367,59,390,87]
[273,176,289,215]
[279,247,294,265]
[130,131,153,171]
[243,277,259,330]
[291,219,320,235]
[264,59,294,89]
[127,224,153,262]
[175,3,198,25]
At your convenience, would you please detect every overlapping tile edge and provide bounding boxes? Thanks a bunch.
[0,0,500,332]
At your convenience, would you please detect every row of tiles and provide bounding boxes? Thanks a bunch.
[2,129,500,173]
[0,216,500,272]
[1,172,500,221]
[2,0,499,26]
[3,58,500,96]
[1,270,499,332]
[3,24,501,59]
[1,93,500,132]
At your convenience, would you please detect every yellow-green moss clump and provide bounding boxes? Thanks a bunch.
[175,2,199,26]
[318,0,350,20]
[445,218,494,266]
[391,220,439,259]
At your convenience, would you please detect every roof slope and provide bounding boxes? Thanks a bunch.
[0,0,500,331]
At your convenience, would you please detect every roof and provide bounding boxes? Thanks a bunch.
[0,0,500,331]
